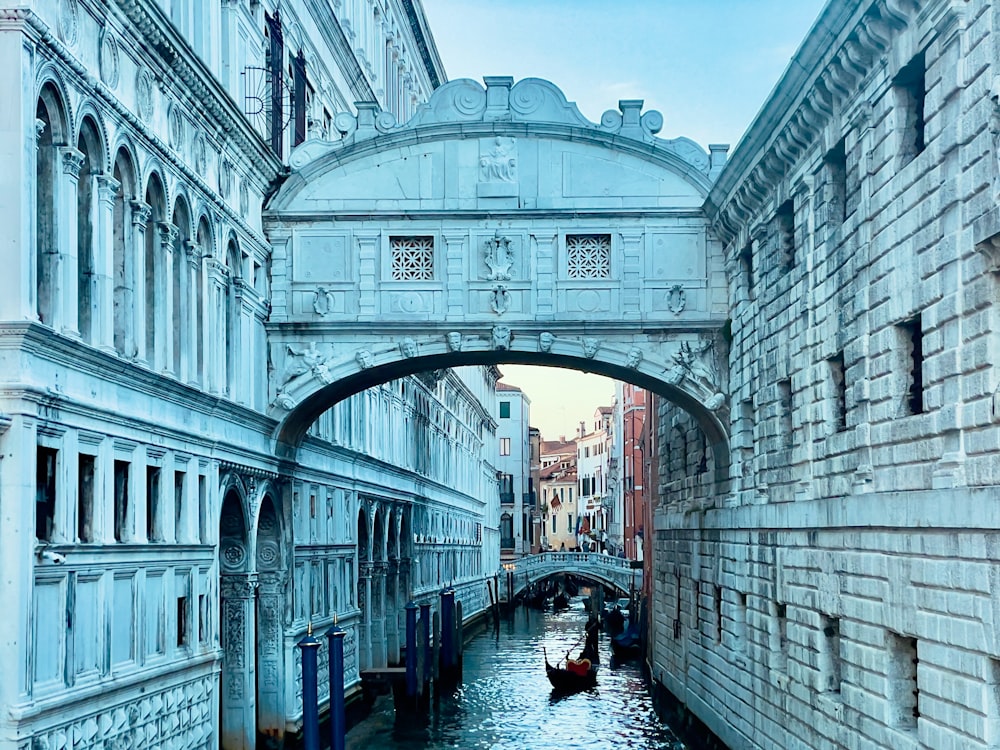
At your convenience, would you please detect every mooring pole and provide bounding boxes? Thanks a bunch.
[420,602,432,687]
[405,601,418,697]
[325,621,346,750]
[297,624,321,750]
[440,588,454,675]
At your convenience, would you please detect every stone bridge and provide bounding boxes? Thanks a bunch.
[503,552,643,599]
[264,76,733,485]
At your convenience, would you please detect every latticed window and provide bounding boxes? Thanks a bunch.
[566,234,611,278]
[390,236,435,280]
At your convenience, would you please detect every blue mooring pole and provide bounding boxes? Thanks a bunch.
[420,602,432,686]
[405,601,418,697]
[440,588,453,673]
[326,622,346,750]
[297,625,321,750]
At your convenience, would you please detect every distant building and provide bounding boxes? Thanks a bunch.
[538,438,578,551]
[496,382,531,560]
[576,409,613,553]
[614,383,647,560]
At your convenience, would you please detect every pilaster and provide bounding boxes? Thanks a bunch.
[156,222,179,374]
[129,200,151,364]
[94,175,119,352]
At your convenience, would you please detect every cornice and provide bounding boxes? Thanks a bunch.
[399,0,446,89]
[303,0,376,104]
[704,0,924,248]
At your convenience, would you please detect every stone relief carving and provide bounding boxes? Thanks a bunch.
[58,0,79,46]
[990,76,1000,201]
[399,337,417,358]
[167,103,184,151]
[282,342,326,385]
[667,284,687,315]
[492,325,512,350]
[479,136,517,182]
[239,181,249,216]
[490,284,511,315]
[625,346,643,369]
[538,331,555,352]
[356,349,374,369]
[446,331,463,352]
[666,339,719,389]
[219,157,232,198]
[98,30,120,88]
[136,68,155,121]
[582,338,600,358]
[484,234,514,281]
[705,392,726,411]
[312,286,335,316]
[191,132,207,175]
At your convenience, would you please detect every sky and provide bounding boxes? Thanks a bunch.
[420,0,828,441]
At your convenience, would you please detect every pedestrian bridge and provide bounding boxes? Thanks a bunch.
[504,552,643,598]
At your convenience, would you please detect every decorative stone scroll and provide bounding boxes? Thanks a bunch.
[490,284,511,315]
[666,284,687,315]
[484,234,514,280]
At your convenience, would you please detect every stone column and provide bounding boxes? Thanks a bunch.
[129,201,151,364]
[532,232,556,319]
[94,175,119,351]
[355,233,379,317]
[386,559,400,664]
[442,231,466,320]
[156,222,178,374]
[184,240,200,384]
[372,562,388,668]
[359,562,373,671]
[256,572,286,745]
[58,147,85,335]
[220,573,258,750]
[206,258,229,395]
[234,279,252,405]
[620,231,643,320]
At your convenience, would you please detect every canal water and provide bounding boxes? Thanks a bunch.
[345,598,688,749]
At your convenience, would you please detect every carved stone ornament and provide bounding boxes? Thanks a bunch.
[219,158,232,198]
[582,337,600,358]
[98,30,120,88]
[484,234,514,281]
[446,332,463,352]
[479,136,517,182]
[191,132,207,174]
[167,104,184,151]
[991,76,1000,201]
[399,337,417,358]
[625,346,643,369]
[491,284,511,315]
[356,349,374,369]
[239,181,249,216]
[671,339,718,388]
[281,342,325,385]
[492,325,512,350]
[539,331,554,352]
[705,392,726,411]
[312,287,335,316]
[667,284,687,315]
[58,0,79,45]
[136,68,155,121]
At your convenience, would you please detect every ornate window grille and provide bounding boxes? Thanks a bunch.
[390,236,435,280]
[566,234,611,278]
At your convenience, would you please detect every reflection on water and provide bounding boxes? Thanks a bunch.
[346,598,687,749]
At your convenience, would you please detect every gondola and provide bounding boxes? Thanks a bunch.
[543,647,598,692]
[609,622,641,659]
[552,592,570,610]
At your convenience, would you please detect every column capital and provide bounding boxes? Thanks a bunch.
[96,175,121,207]
[184,239,202,267]
[156,221,179,246]
[59,146,86,178]
[129,200,152,229]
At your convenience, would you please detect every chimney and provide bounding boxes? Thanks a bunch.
[579,421,586,439]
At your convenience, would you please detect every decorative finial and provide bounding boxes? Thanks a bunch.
[334,613,338,625]
[307,621,312,636]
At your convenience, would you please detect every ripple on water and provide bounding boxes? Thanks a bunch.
[346,600,687,750]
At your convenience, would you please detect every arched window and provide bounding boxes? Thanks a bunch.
[77,117,103,344]
[35,85,68,326]
[194,217,211,384]
[112,148,136,356]
[224,238,241,398]
[144,174,166,368]
[171,197,191,378]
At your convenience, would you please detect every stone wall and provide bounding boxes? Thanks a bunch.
[650,0,1000,747]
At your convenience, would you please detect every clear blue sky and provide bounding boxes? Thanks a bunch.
[420,0,828,440]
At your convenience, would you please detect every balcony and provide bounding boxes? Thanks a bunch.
[523,491,536,506]
[500,536,515,550]
[500,492,515,505]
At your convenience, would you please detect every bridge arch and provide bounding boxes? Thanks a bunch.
[264,76,732,484]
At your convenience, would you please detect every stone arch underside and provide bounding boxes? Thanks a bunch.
[265,76,732,485]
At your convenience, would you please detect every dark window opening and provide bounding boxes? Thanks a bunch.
[825,138,847,226]
[822,615,842,694]
[888,633,919,728]
[198,593,206,644]
[174,471,185,540]
[36,446,58,541]
[829,353,847,432]
[146,466,161,542]
[114,460,130,542]
[901,317,924,415]
[738,242,754,300]
[894,52,926,165]
[177,596,189,648]
[778,380,794,446]
[292,49,307,146]
[499,401,511,419]
[714,584,723,643]
[774,602,788,672]
[776,199,795,271]
[78,454,96,543]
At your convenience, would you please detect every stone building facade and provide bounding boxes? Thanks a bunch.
[649,1,1000,748]
[0,2,502,749]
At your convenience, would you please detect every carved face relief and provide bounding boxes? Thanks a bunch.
[492,325,512,350]
[446,332,463,352]
[356,349,374,369]
[582,337,599,358]
[399,338,418,358]
[539,332,554,352]
[626,346,643,369]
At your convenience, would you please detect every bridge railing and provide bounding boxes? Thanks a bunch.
[506,551,641,578]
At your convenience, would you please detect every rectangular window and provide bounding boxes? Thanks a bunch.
[772,602,788,673]
[566,234,611,278]
[821,615,842,694]
[551,514,557,534]
[146,466,161,542]
[828,353,847,432]
[174,471,185,542]
[77,454,96,542]
[894,51,926,166]
[900,316,924,415]
[198,593,206,644]
[499,437,511,456]
[567,513,573,533]
[778,380,793,447]
[776,199,795,271]
[390,236,434,280]
[177,596,189,648]
[825,138,847,226]
[499,401,511,419]
[36,446,58,541]
[197,474,207,543]
[114,460,130,542]
[888,632,919,728]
